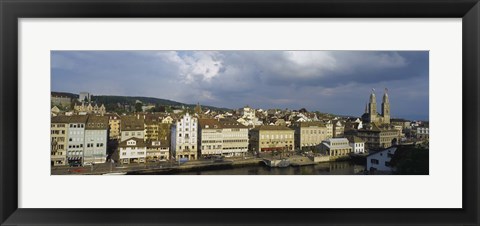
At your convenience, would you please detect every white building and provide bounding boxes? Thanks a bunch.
[319,138,352,159]
[119,138,147,164]
[66,115,88,166]
[198,119,249,158]
[83,116,109,165]
[171,113,198,160]
[239,106,256,119]
[347,136,366,154]
[366,146,397,173]
[416,126,429,139]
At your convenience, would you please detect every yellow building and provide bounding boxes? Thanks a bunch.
[107,113,121,140]
[249,125,294,153]
[293,121,328,150]
[51,116,70,166]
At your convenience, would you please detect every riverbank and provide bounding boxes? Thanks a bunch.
[51,154,367,175]
[127,158,263,175]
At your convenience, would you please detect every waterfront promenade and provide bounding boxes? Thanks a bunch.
[51,157,264,175]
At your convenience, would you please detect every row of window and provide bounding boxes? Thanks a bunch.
[86,143,104,148]
[178,146,196,150]
[261,141,293,145]
[69,124,84,128]
[121,152,145,156]
[302,130,326,134]
[261,134,293,139]
[124,132,143,136]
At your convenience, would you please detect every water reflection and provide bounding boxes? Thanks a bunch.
[165,161,364,175]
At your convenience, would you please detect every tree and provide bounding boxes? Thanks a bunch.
[135,102,143,112]
[394,147,429,175]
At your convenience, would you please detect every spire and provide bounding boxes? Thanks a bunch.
[364,103,368,113]
[383,88,389,103]
[369,88,376,103]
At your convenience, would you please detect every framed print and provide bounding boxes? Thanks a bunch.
[1,0,479,225]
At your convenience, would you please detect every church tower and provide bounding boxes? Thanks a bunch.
[382,88,390,124]
[368,89,377,123]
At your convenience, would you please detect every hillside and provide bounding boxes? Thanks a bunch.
[51,92,231,111]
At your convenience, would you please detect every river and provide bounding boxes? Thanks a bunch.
[138,161,366,175]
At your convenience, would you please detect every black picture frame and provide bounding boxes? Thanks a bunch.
[1,0,479,225]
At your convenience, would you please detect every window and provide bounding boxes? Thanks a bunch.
[370,159,379,164]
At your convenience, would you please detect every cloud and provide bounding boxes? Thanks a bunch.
[51,50,429,120]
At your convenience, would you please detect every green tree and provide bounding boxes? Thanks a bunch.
[135,102,143,112]
[395,147,429,175]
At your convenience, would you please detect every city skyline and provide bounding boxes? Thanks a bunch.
[51,50,429,120]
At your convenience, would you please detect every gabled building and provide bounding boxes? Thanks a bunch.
[119,137,147,164]
[366,146,397,173]
[171,113,198,160]
[120,115,145,142]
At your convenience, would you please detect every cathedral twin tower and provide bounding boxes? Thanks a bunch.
[362,88,390,125]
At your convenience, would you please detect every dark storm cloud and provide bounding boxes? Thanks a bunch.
[51,50,429,120]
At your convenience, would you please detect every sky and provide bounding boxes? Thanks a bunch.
[51,51,429,121]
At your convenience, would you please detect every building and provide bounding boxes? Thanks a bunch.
[318,138,353,158]
[74,102,106,115]
[293,121,328,150]
[144,115,162,141]
[356,123,401,151]
[366,146,396,173]
[198,119,223,157]
[118,137,147,164]
[78,92,91,102]
[83,115,109,165]
[171,113,198,160]
[361,88,391,125]
[197,118,249,158]
[107,113,121,140]
[120,115,145,142]
[146,140,170,162]
[416,125,429,140]
[51,116,70,166]
[239,106,256,119]
[51,95,71,108]
[66,115,88,166]
[219,119,248,157]
[249,125,294,153]
[332,120,345,138]
[347,136,366,154]
[51,106,61,116]
[162,116,174,124]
